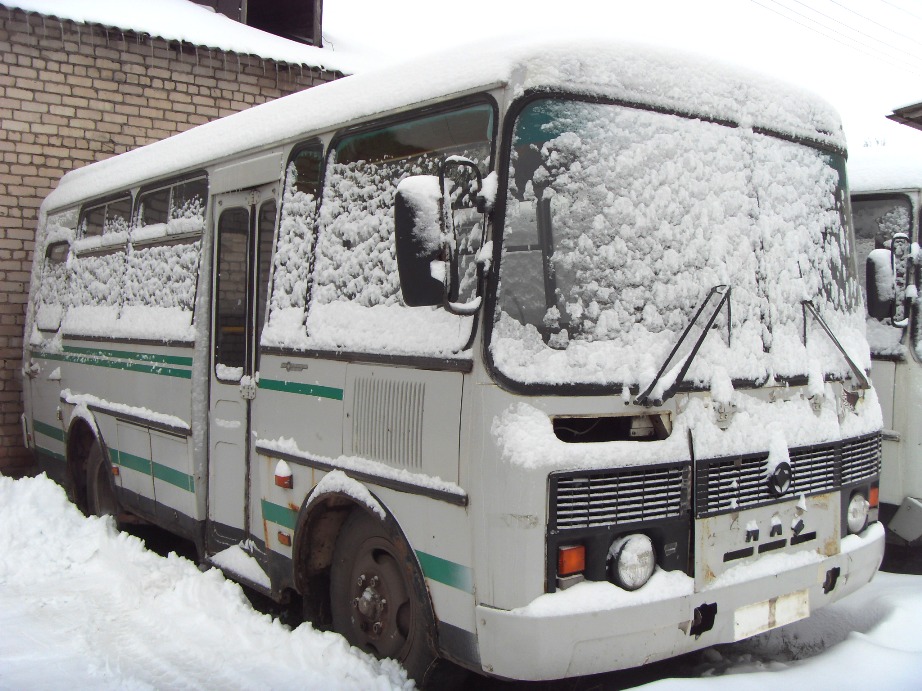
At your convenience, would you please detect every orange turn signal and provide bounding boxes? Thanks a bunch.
[275,474,293,489]
[558,544,586,577]
[869,485,879,508]
[277,531,292,547]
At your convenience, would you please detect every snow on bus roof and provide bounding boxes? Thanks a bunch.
[849,142,922,194]
[41,36,845,215]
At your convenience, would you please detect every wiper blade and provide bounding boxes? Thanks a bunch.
[802,301,871,390]
[635,285,731,407]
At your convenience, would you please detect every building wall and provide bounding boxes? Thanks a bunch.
[0,6,339,475]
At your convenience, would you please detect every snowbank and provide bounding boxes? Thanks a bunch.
[0,475,411,690]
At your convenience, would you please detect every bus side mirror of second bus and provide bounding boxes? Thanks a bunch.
[866,248,895,320]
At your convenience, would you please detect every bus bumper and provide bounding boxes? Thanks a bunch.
[474,521,884,681]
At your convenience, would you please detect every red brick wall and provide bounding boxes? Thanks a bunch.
[0,6,339,475]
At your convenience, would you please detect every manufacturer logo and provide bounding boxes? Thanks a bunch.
[768,461,792,497]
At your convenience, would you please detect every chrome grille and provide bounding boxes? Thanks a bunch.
[696,432,881,517]
[550,464,688,531]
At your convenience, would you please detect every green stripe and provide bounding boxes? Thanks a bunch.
[36,445,66,463]
[110,448,195,492]
[34,351,191,379]
[152,461,195,492]
[112,449,152,475]
[63,345,193,367]
[258,378,343,401]
[33,419,65,442]
[261,499,297,530]
[416,551,474,594]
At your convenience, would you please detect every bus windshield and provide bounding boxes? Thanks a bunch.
[492,97,861,391]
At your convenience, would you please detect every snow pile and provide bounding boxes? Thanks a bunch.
[0,475,411,690]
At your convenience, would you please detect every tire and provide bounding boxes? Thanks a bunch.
[330,509,442,684]
[85,439,119,520]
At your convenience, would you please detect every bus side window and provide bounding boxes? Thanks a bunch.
[78,194,131,238]
[307,102,494,355]
[35,241,70,332]
[263,141,323,347]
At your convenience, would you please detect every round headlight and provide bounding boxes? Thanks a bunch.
[607,534,656,591]
[847,492,870,534]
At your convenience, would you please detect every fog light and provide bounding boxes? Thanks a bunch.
[608,534,655,591]
[847,492,870,534]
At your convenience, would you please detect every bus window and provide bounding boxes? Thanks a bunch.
[306,102,493,356]
[78,194,132,238]
[263,142,323,348]
[214,208,249,379]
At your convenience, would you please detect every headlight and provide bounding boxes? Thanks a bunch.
[846,492,870,534]
[607,534,656,591]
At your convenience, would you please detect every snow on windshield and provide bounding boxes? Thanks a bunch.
[492,98,863,390]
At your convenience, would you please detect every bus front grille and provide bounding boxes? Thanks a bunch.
[549,463,689,531]
[695,432,881,517]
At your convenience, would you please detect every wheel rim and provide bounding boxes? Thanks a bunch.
[344,537,413,659]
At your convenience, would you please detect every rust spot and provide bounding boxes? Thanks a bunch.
[822,535,840,557]
[263,519,270,548]
[288,502,299,512]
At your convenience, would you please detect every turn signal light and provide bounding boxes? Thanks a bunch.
[869,485,879,508]
[275,473,293,489]
[558,544,586,576]
[277,531,292,547]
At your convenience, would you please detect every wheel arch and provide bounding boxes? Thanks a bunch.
[292,472,432,629]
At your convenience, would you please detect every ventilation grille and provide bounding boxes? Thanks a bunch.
[550,464,688,531]
[696,432,881,517]
[352,378,425,469]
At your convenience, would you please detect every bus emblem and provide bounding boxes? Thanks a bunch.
[768,461,793,497]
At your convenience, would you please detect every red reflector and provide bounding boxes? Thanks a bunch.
[558,545,585,577]
[275,474,293,489]
[869,485,879,508]
[111,466,120,476]
[277,531,292,547]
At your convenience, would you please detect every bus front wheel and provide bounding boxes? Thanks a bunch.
[330,509,440,684]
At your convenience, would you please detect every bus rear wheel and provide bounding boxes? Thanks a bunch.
[330,509,440,684]
[86,440,119,519]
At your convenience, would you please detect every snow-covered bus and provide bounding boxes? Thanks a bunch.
[22,39,884,684]
[851,144,922,548]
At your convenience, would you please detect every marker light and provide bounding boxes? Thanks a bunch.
[847,492,870,534]
[558,544,586,577]
[869,485,879,508]
[608,534,656,591]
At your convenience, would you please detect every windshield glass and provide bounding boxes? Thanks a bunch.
[491,97,862,391]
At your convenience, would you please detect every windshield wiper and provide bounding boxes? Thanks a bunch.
[802,300,871,390]
[635,285,731,407]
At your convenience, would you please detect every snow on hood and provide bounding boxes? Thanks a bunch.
[40,37,844,215]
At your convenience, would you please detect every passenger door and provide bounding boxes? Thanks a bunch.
[207,184,277,548]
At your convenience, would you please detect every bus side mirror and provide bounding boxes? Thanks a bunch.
[866,248,894,320]
[395,175,446,307]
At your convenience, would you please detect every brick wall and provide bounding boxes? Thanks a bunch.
[0,6,340,475]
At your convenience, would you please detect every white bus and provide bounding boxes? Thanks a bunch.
[851,143,922,547]
[22,39,885,684]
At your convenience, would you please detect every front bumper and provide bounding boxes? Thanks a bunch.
[475,521,884,681]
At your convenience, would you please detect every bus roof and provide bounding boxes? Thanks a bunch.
[42,37,845,215]
[849,143,922,194]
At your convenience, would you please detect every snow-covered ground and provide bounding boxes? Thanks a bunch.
[1,474,921,690]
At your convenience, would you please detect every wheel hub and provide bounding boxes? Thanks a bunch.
[354,574,387,625]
